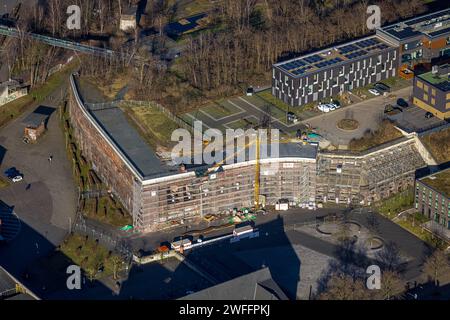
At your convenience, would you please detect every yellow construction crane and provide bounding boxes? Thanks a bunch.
[194,132,302,210]
[254,133,260,210]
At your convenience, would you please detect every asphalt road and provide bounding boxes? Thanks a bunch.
[0,76,78,296]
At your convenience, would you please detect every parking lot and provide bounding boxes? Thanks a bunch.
[180,94,307,135]
[307,86,413,146]
[387,103,447,133]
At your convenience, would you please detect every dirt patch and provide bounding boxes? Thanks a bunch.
[337,118,359,131]
[348,120,403,151]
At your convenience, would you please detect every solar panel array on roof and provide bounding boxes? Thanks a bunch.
[345,50,368,59]
[315,57,343,68]
[338,44,359,54]
[291,65,313,75]
[356,38,380,48]
[279,59,307,71]
[429,26,450,37]
[304,55,324,64]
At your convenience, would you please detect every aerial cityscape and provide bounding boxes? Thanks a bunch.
[0,0,449,307]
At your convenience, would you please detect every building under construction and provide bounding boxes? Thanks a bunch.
[316,138,426,205]
[69,75,428,232]
[69,76,317,232]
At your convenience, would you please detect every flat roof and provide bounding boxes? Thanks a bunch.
[165,13,208,36]
[420,168,450,198]
[274,35,394,78]
[180,267,288,300]
[379,8,450,41]
[418,69,450,92]
[91,107,170,179]
[22,106,55,128]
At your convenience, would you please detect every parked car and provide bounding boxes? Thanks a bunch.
[12,175,23,183]
[368,88,380,96]
[318,104,330,113]
[287,111,298,123]
[397,98,409,108]
[425,112,434,119]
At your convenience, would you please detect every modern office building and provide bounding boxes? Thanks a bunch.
[272,8,450,107]
[415,168,450,229]
[272,35,399,107]
[377,8,450,69]
[412,63,450,119]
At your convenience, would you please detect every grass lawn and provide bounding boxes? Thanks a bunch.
[60,233,125,280]
[348,120,403,151]
[353,77,411,99]
[85,74,129,100]
[382,76,412,91]
[0,62,77,128]
[256,89,319,120]
[374,191,442,246]
[375,188,414,216]
[201,101,241,119]
[420,127,450,165]
[123,104,180,149]
[226,118,257,130]
[179,0,214,17]
[82,196,132,228]
[257,89,291,112]
[396,212,431,243]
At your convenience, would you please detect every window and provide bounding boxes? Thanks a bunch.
[416,80,423,89]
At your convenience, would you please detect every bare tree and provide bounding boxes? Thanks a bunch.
[423,249,450,286]
[318,273,372,300]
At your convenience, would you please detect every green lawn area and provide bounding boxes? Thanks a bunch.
[60,233,125,280]
[256,89,318,120]
[257,89,291,112]
[226,118,257,130]
[179,0,214,17]
[375,188,414,216]
[396,212,431,243]
[201,100,241,119]
[0,62,77,128]
[374,190,442,245]
[123,104,180,149]
[353,77,411,99]
[381,76,411,91]
[81,196,132,228]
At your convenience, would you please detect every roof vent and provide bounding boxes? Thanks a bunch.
[432,65,438,74]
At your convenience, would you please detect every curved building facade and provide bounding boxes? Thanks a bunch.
[69,75,318,232]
